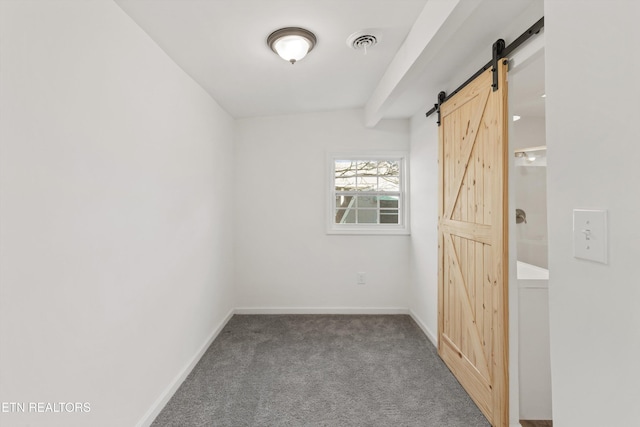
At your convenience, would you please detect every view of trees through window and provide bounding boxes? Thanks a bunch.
[334,160,401,225]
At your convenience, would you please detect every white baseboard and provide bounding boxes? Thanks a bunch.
[408,309,438,347]
[234,307,410,315]
[136,308,235,427]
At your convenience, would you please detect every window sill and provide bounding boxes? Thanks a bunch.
[326,226,410,236]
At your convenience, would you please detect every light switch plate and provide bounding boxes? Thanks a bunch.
[573,209,608,264]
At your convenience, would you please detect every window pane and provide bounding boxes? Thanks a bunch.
[380,197,399,208]
[377,160,398,175]
[379,161,400,191]
[357,160,377,175]
[335,177,356,191]
[356,195,377,208]
[336,195,353,208]
[358,210,377,224]
[335,160,357,177]
[336,209,356,223]
[356,175,377,191]
[379,176,400,191]
[380,212,399,224]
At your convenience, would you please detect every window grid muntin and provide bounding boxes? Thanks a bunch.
[329,154,408,234]
[334,193,400,224]
[334,158,402,226]
[334,160,400,193]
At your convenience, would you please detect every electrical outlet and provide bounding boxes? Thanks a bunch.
[357,272,366,285]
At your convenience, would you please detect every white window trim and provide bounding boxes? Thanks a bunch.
[326,151,410,235]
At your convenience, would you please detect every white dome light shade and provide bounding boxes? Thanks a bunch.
[274,36,310,63]
[268,27,316,64]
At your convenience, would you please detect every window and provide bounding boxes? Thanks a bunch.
[327,153,409,235]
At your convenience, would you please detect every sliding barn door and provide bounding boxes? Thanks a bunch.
[437,61,509,426]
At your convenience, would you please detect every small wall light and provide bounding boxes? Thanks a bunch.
[267,27,317,64]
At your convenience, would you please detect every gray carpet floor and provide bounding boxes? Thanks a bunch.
[151,315,490,427]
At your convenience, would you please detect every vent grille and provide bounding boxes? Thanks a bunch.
[351,34,377,50]
[347,31,380,53]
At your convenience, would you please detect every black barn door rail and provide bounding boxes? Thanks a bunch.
[426,16,544,125]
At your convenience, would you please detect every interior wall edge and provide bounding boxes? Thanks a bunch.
[408,309,438,347]
[135,309,235,427]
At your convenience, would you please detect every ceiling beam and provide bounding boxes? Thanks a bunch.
[364,0,481,127]
[508,29,545,75]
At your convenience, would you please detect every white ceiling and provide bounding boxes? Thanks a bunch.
[115,0,544,121]
[115,0,428,118]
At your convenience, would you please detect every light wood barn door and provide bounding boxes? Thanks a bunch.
[437,62,509,426]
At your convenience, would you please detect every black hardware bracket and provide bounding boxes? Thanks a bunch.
[435,91,446,126]
[426,16,544,125]
[492,39,506,91]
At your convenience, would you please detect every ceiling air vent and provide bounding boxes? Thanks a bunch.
[347,31,379,54]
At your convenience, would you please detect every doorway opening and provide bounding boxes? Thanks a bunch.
[508,39,552,424]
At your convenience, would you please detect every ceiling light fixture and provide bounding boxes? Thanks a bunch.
[515,146,547,162]
[267,27,317,64]
[513,115,521,121]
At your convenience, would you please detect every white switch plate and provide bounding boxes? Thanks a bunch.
[573,209,608,264]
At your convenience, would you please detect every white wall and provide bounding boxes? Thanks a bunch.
[0,1,235,426]
[407,111,440,343]
[234,110,410,312]
[544,1,640,425]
